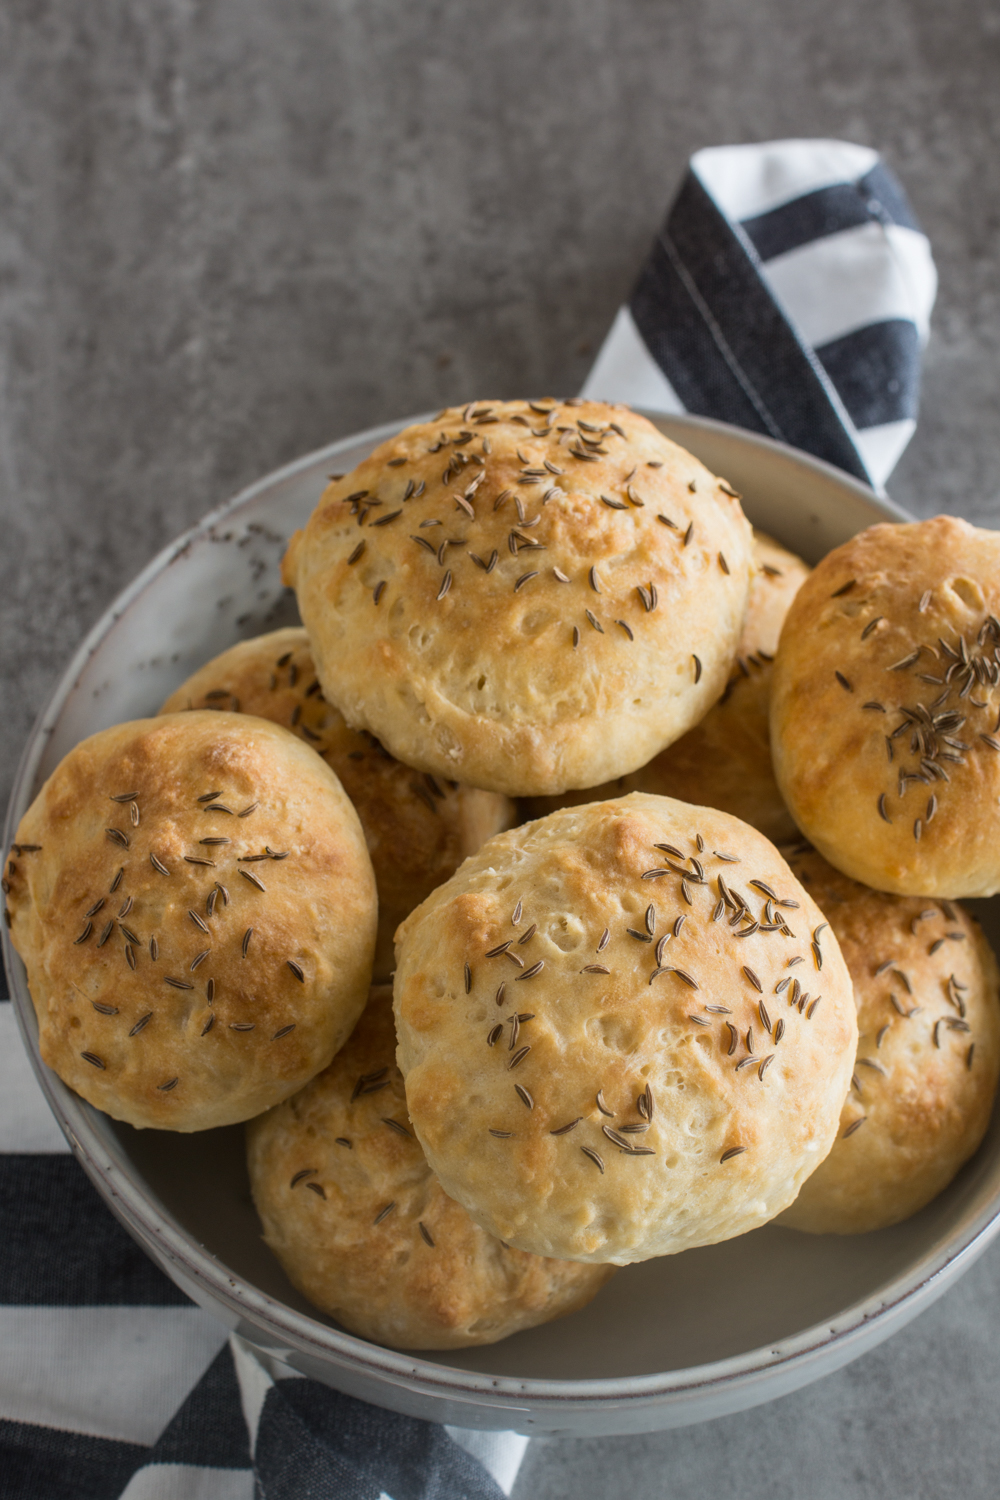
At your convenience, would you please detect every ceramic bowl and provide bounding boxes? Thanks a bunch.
[6,413,1000,1437]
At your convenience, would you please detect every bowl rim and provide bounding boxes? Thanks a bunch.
[7,409,993,1423]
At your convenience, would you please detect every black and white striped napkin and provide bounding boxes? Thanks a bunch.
[582,138,936,490]
[1,137,936,1499]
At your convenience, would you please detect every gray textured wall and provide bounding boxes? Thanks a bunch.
[3,2,1000,1494]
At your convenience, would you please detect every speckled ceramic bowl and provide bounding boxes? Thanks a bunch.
[5,413,1000,1436]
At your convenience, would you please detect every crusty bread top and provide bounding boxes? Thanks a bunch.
[6,712,376,1130]
[393,792,857,1264]
[771,515,1000,897]
[781,847,1000,1233]
[247,985,613,1349]
[283,401,753,795]
[523,530,809,843]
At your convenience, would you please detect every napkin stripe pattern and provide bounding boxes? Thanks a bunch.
[0,998,232,1496]
[0,997,231,1494]
[230,1336,519,1500]
[0,1154,190,1306]
[0,1418,149,1500]
[629,167,871,480]
[117,1346,254,1499]
[582,139,937,491]
[737,158,919,256]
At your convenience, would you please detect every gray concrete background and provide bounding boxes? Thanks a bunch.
[3,1,1000,1493]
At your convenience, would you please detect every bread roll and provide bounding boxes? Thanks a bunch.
[160,628,513,978]
[771,515,1000,896]
[780,847,1000,1234]
[5,712,376,1130]
[393,793,857,1264]
[282,401,753,796]
[247,986,614,1349]
[523,531,808,841]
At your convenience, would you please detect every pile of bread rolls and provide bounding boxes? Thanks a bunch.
[7,401,1000,1351]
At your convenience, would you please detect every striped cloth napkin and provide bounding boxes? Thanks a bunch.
[583,138,936,490]
[0,137,936,1499]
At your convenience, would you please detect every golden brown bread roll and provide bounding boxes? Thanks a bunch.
[246,985,614,1348]
[282,401,753,796]
[780,847,1000,1234]
[5,713,376,1130]
[159,628,513,978]
[771,515,1000,896]
[393,793,858,1264]
[523,531,809,841]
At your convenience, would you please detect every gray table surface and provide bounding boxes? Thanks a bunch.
[3,2,1000,1494]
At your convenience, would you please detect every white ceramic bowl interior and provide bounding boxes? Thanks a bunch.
[5,413,1000,1437]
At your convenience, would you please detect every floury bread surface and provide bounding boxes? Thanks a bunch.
[393,794,857,1264]
[160,628,513,977]
[771,515,1000,897]
[780,848,1000,1234]
[6,712,377,1130]
[524,531,808,842]
[282,401,753,796]
[247,986,613,1349]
